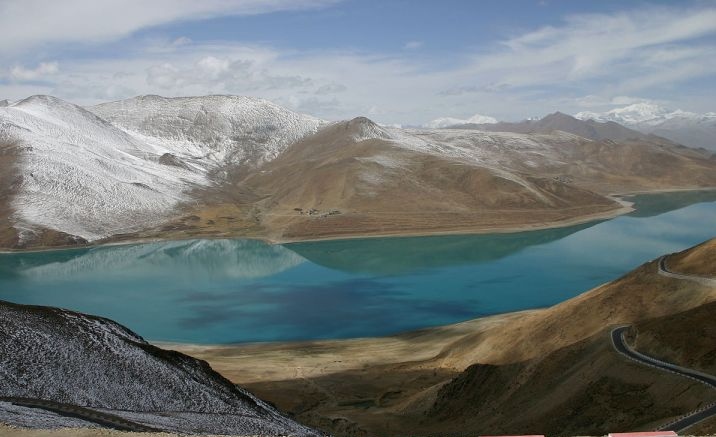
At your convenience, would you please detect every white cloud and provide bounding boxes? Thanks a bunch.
[196,56,232,80]
[9,62,59,81]
[1,3,715,125]
[404,41,423,50]
[449,6,716,92]
[574,95,609,108]
[0,0,338,53]
[574,94,655,108]
[314,83,347,95]
[424,114,498,128]
[171,37,193,47]
[610,96,653,105]
[145,63,182,89]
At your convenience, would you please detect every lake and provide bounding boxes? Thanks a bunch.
[1,190,715,344]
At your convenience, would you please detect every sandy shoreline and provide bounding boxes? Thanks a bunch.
[0,199,633,253]
[2,186,714,254]
[153,310,536,385]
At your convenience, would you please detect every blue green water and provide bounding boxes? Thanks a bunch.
[1,190,715,344]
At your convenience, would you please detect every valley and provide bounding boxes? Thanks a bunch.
[3,2,716,436]
[170,239,716,436]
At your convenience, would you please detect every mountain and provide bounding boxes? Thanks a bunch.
[0,95,209,244]
[576,103,716,150]
[235,114,716,242]
[184,238,716,437]
[424,113,497,129]
[0,300,321,435]
[2,95,716,249]
[450,111,660,142]
[239,117,622,242]
[0,95,322,247]
[90,94,325,168]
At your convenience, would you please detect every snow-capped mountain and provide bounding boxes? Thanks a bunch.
[2,94,716,249]
[91,95,325,167]
[1,95,208,242]
[576,103,716,150]
[424,113,497,129]
[0,95,323,243]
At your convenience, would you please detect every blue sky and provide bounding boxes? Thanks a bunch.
[1,0,715,125]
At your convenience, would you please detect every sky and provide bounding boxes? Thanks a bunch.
[1,0,715,125]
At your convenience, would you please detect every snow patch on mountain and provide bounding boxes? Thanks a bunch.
[0,96,210,241]
[384,126,578,169]
[0,95,325,242]
[576,103,716,149]
[575,102,713,126]
[90,95,326,168]
[424,114,498,129]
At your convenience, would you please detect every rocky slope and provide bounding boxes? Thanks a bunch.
[1,95,716,249]
[0,299,322,436]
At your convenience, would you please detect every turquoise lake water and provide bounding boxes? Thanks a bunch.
[1,190,715,344]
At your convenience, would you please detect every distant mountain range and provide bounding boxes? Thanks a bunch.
[1,95,715,249]
[441,111,659,142]
[576,103,716,150]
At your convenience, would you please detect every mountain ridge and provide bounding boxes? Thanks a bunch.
[576,103,716,150]
[1,94,716,249]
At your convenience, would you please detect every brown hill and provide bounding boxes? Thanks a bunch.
[164,117,716,244]
[3,97,716,249]
[237,118,624,242]
[667,239,716,277]
[427,302,716,436]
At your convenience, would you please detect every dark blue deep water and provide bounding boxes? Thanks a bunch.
[1,190,715,344]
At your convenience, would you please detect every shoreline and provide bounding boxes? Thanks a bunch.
[152,309,541,387]
[274,199,633,245]
[2,186,715,254]
[152,308,537,351]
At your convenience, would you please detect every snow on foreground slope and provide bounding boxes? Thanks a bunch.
[0,95,323,242]
[0,300,321,436]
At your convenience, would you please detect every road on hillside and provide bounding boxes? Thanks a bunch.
[0,396,162,432]
[658,255,716,286]
[611,255,716,432]
[612,324,716,431]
